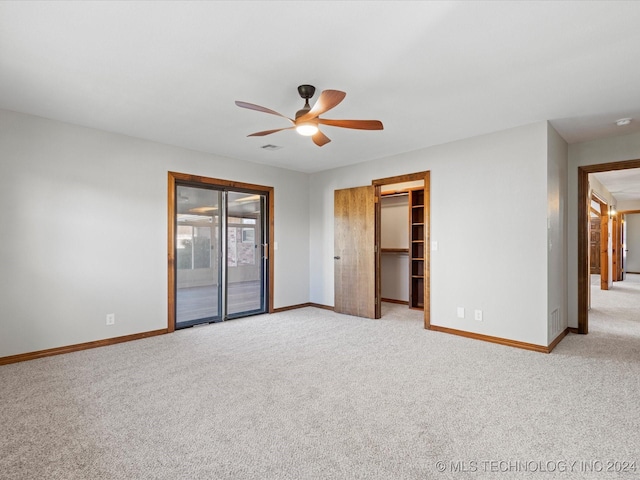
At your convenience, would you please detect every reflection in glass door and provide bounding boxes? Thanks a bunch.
[174,185,267,328]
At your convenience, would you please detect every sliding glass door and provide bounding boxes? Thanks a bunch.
[175,185,222,327]
[226,191,267,318]
[174,183,268,329]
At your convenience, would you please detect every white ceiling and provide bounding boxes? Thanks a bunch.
[2,1,640,174]
[592,168,640,204]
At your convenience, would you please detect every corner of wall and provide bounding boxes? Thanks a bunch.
[546,123,569,344]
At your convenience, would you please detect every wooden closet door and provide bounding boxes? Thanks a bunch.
[334,185,380,318]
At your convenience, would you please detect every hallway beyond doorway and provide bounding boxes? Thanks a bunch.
[588,274,640,352]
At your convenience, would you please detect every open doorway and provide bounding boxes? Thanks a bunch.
[373,172,431,328]
[379,181,424,308]
[588,208,640,352]
[332,171,430,327]
[578,159,640,333]
[589,191,610,291]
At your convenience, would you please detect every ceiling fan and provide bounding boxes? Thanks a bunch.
[235,85,383,147]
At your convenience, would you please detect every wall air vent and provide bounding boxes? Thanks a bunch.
[261,144,283,151]
[550,308,561,336]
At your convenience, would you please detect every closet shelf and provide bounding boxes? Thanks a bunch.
[409,187,425,310]
[381,248,409,254]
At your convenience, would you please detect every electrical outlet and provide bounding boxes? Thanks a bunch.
[106,313,115,325]
[474,310,483,321]
[457,307,465,319]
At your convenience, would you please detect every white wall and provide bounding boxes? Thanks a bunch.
[567,130,640,327]
[547,123,569,343]
[616,199,640,210]
[309,122,551,346]
[589,175,616,207]
[0,109,310,357]
[624,214,640,272]
[381,254,409,302]
[381,195,409,248]
[1,110,577,356]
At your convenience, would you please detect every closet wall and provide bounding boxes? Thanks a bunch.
[381,194,409,302]
[625,214,640,273]
[380,180,424,304]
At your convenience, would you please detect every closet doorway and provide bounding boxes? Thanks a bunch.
[376,171,430,328]
[380,181,425,309]
[333,171,430,327]
[167,172,274,331]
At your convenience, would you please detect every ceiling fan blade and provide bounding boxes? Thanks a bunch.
[247,126,295,137]
[317,119,384,130]
[312,130,331,147]
[235,101,294,122]
[297,90,346,122]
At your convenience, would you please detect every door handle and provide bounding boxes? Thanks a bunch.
[334,256,341,260]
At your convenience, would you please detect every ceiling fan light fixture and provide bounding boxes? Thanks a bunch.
[296,122,319,136]
[236,85,383,147]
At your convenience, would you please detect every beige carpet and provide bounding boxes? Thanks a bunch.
[583,273,640,361]
[1,288,639,479]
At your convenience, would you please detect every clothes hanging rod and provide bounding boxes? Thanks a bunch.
[381,191,409,198]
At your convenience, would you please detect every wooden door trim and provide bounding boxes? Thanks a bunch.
[600,204,609,290]
[590,195,610,290]
[374,185,382,318]
[167,172,275,333]
[372,171,431,329]
[611,214,618,282]
[578,159,640,334]
[372,171,430,186]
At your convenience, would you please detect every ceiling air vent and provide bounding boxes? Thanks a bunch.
[261,144,283,151]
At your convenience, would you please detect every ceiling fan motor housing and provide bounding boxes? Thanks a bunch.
[295,85,315,120]
[295,107,312,120]
[297,84,316,99]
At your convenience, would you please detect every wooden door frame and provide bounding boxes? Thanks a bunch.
[372,171,431,329]
[578,159,640,334]
[611,211,620,281]
[591,193,609,290]
[167,172,274,333]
